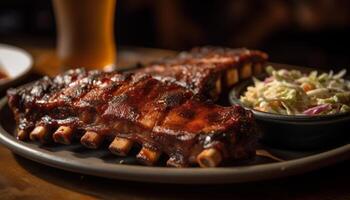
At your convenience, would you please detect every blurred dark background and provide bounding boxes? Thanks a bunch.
[0,0,349,70]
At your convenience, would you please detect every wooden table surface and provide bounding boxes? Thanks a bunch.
[1,45,350,200]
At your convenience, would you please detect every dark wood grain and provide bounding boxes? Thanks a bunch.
[0,45,349,199]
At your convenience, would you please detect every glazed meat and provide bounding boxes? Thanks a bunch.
[138,47,268,100]
[139,63,222,100]
[7,68,258,167]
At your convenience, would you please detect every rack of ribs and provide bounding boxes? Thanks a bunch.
[7,68,258,167]
[138,46,268,100]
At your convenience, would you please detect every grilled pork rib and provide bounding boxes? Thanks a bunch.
[138,47,268,100]
[138,63,223,100]
[7,68,258,167]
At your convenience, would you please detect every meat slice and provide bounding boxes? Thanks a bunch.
[7,68,258,167]
[138,63,222,100]
[171,46,268,80]
[153,99,257,167]
[138,46,268,100]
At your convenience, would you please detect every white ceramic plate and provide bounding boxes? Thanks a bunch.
[0,43,33,87]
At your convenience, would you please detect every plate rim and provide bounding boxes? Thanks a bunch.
[1,97,350,184]
[0,43,33,86]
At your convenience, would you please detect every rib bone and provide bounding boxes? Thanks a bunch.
[109,137,134,156]
[215,79,222,94]
[253,63,263,75]
[16,129,28,141]
[239,63,252,79]
[53,126,73,144]
[196,148,223,167]
[80,131,103,149]
[29,126,48,143]
[136,147,161,166]
[226,68,239,86]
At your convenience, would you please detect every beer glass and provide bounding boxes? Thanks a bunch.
[53,0,116,70]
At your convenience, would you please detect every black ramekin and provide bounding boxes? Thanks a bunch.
[229,77,350,150]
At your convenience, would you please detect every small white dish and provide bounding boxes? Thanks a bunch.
[0,44,33,88]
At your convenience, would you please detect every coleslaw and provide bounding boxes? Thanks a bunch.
[240,66,350,115]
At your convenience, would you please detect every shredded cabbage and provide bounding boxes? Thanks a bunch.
[240,66,350,115]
